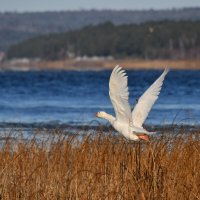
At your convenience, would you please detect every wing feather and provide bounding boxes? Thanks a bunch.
[132,68,169,127]
[109,65,131,123]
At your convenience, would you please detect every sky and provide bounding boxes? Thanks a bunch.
[0,0,200,12]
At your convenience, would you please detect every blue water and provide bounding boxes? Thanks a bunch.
[0,69,199,126]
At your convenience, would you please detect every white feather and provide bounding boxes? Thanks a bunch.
[132,68,169,128]
[109,65,132,123]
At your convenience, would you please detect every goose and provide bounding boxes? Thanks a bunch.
[96,66,169,141]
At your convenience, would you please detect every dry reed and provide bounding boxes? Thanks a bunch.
[0,128,199,200]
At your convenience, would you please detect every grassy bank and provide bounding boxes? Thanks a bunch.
[0,129,199,199]
[37,58,200,70]
[1,58,200,71]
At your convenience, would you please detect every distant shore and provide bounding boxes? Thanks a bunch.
[1,58,200,71]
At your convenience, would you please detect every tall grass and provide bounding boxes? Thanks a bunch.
[0,129,199,199]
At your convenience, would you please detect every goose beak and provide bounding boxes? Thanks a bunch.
[138,134,149,141]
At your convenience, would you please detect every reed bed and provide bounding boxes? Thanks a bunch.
[0,128,199,200]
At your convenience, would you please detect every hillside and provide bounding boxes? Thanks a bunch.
[6,21,200,60]
[1,8,200,51]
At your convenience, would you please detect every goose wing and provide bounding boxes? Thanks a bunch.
[109,65,132,123]
[132,68,169,128]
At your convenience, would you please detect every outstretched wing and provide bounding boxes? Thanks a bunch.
[109,65,132,123]
[132,68,169,128]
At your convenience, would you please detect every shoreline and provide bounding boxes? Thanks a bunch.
[1,58,200,71]
[0,120,200,129]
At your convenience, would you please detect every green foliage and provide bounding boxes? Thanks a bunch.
[1,8,200,51]
[7,21,200,60]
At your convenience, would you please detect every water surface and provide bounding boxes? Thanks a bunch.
[0,69,199,127]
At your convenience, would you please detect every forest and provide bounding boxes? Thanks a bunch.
[1,8,200,51]
[6,20,200,60]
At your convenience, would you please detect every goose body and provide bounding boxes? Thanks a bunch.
[96,66,169,141]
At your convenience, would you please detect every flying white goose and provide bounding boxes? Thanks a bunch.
[96,66,169,141]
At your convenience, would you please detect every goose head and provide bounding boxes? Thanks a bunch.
[95,111,107,119]
[95,111,115,124]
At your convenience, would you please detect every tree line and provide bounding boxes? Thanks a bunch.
[6,20,200,60]
[1,8,200,51]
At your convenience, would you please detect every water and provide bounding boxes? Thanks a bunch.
[0,69,199,127]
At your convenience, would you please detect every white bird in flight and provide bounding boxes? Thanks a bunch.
[96,66,169,141]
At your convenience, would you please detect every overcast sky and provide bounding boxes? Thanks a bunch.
[0,0,200,12]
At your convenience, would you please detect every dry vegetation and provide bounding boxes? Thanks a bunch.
[0,128,200,199]
[2,58,200,71]
[37,58,200,70]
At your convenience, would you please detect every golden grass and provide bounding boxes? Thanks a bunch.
[31,58,200,70]
[103,59,200,70]
[2,58,200,70]
[0,129,200,199]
